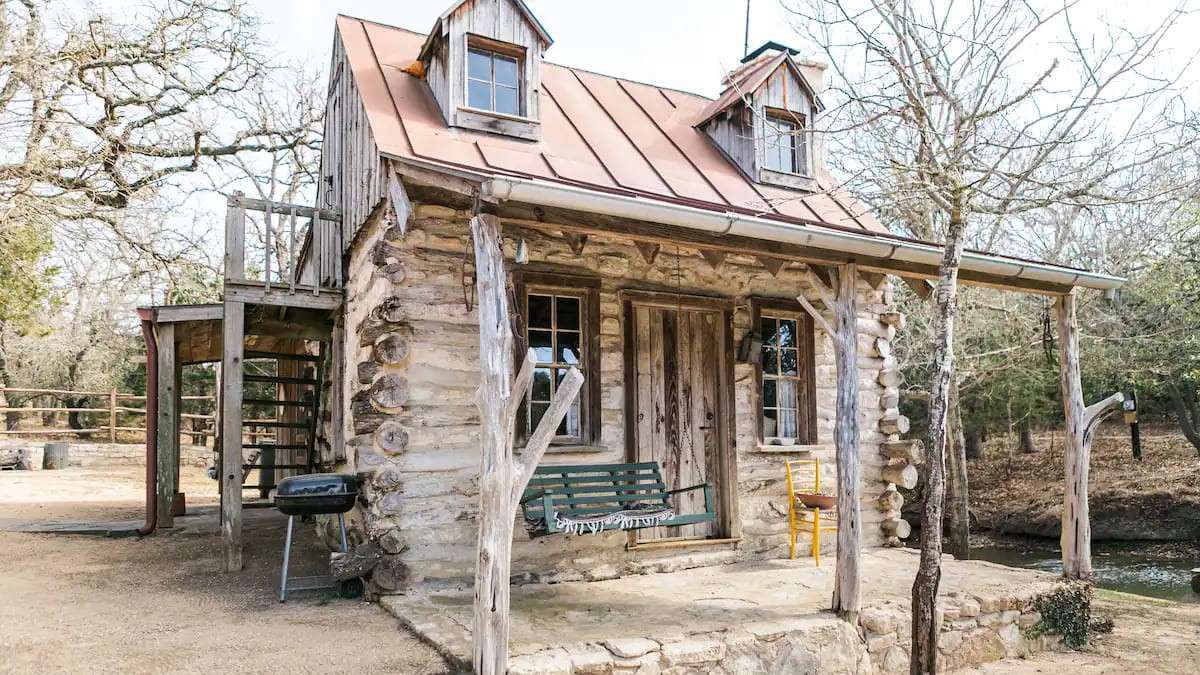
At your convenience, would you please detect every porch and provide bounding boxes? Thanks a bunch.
[383,548,1065,674]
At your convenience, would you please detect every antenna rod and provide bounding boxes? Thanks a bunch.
[743,0,752,56]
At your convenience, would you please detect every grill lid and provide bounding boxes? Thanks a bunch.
[276,473,358,498]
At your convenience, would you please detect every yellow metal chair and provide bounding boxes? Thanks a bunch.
[785,458,838,565]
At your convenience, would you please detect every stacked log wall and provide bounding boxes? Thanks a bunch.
[339,196,908,589]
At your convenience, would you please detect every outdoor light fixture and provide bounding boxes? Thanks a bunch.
[515,238,529,264]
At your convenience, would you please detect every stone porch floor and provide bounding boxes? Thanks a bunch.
[382,548,1068,673]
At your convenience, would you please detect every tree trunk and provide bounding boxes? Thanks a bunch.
[964,428,983,460]
[911,211,967,675]
[1019,420,1038,454]
[471,213,519,675]
[831,263,862,622]
[944,379,970,560]
[1166,382,1200,456]
[470,214,585,674]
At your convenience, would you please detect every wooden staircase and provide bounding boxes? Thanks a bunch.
[238,351,323,499]
[218,192,343,571]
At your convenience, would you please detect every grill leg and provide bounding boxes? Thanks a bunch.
[337,513,348,553]
[279,514,295,603]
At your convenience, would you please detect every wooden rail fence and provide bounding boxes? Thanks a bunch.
[0,387,227,444]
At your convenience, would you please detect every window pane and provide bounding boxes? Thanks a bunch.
[763,347,778,375]
[763,408,778,438]
[527,294,552,328]
[467,79,492,110]
[495,85,519,115]
[557,397,581,437]
[777,407,798,439]
[468,49,492,80]
[778,378,798,411]
[763,378,777,408]
[781,349,798,376]
[529,402,549,432]
[494,55,519,87]
[532,368,552,402]
[777,319,796,348]
[556,296,580,331]
[759,316,776,341]
[558,331,580,365]
[529,330,553,363]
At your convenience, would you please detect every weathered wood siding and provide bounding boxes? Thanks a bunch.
[340,186,906,589]
[425,0,544,127]
[313,28,387,270]
[702,60,823,186]
[703,104,757,179]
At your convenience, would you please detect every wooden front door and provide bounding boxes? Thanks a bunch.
[627,296,728,541]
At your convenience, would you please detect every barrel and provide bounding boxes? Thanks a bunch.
[42,442,69,470]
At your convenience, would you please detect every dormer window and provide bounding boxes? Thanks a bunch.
[467,43,522,116]
[696,43,825,189]
[418,0,549,140]
[763,113,808,175]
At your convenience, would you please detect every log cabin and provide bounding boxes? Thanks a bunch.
[137,1,1125,670]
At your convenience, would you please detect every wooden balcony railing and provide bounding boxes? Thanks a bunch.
[224,191,344,292]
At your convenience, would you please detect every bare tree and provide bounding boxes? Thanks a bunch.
[787,0,1196,671]
[0,0,313,281]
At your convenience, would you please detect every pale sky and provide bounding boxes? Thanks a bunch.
[249,0,801,98]
[246,0,1199,99]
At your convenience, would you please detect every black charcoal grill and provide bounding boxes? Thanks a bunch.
[274,473,357,602]
[275,473,358,515]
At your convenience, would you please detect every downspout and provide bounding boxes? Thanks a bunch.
[137,312,158,537]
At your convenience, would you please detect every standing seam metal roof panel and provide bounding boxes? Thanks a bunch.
[336,15,887,235]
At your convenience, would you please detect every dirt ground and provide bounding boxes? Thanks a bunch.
[969,424,1200,538]
[0,465,447,675]
[3,461,1199,674]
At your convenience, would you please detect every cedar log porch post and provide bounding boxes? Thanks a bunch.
[1056,291,1123,579]
[471,213,584,674]
[797,262,862,621]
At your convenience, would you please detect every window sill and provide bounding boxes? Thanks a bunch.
[751,443,828,454]
[625,537,741,552]
[758,167,816,191]
[544,444,608,455]
[455,106,540,141]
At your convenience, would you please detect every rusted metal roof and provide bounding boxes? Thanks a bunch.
[338,15,886,234]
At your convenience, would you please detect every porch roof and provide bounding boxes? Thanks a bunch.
[137,304,330,364]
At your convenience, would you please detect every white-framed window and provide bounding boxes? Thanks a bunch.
[763,113,808,175]
[467,45,521,116]
[752,299,817,445]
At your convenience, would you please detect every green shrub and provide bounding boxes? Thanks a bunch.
[1026,582,1097,649]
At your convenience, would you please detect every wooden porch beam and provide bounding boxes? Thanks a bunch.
[155,323,178,528]
[220,300,245,572]
[831,263,861,621]
[796,263,862,621]
[471,214,585,675]
[1056,291,1124,580]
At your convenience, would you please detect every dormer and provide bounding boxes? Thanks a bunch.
[418,0,552,141]
[696,42,826,191]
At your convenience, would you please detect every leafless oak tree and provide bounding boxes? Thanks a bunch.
[786,0,1196,671]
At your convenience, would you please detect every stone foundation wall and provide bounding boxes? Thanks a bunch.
[340,197,917,591]
[0,440,209,469]
[507,581,1065,674]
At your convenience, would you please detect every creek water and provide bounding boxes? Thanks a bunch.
[968,533,1200,603]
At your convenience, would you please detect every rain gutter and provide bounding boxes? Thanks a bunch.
[481,176,1125,292]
